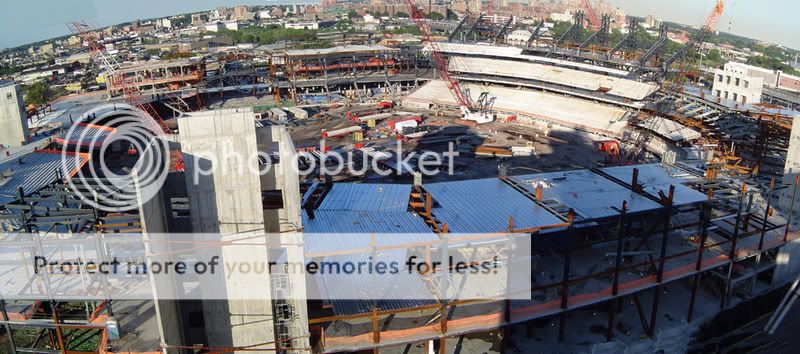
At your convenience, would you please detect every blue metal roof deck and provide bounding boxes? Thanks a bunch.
[599,164,707,206]
[423,178,565,233]
[509,169,663,220]
[0,151,89,206]
[303,182,438,255]
[318,183,412,211]
[302,211,437,255]
[55,123,115,149]
[315,250,436,316]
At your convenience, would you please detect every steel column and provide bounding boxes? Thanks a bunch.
[649,185,675,336]
[758,178,775,251]
[721,185,748,309]
[688,204,711,323]
[785,176,799,242]
[607,201,628,341]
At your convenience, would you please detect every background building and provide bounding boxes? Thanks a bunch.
[712,62,764,104]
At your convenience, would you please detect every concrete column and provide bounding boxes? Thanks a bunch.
[257,126,311,353]
[779,120,800,222]
[179,109,275,353]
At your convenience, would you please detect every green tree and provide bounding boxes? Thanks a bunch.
[426,12,445,21]
[335,20,352,31]
[446,10,458,20]
[347,10,359,20]
[395,12,409,18]
[24,81,55,106]
[704,49,723,68]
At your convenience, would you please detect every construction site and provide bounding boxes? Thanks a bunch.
[2,1,800,354]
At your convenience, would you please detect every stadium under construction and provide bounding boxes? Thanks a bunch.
[2,2,800,354]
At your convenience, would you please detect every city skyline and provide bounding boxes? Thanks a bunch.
[0,0,797,51]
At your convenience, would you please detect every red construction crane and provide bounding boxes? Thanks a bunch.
[581,0,600,30]
[703,0,726,32]
[67,21,170,135]
[674,0,725,83]
[403,1,471,108]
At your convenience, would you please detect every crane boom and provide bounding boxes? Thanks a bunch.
[403,0,473,110]
[67,21,170,135]
[581,0,601,29]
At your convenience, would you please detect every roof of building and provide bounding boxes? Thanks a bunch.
[315,250,436,316]
[302,182,437,255]
[302,211,436,255]
[424,178,565,233]
[405,80,630,137]
[53,123,116,149]
[509,169,663,219]
[318,183,412,212]
[599,164,707,206]
[0,150,90,206]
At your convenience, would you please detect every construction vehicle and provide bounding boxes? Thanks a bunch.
[596,140,621,163]
[459,90,496,124]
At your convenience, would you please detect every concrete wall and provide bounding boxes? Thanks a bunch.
[0,83,29,148]
[135,147,186,353]
[774,238,800,285]
[256,126,310,353]
[779,72,800,93]
[179,108,276,353]
[712,65,764,105]
[779,118,800,220]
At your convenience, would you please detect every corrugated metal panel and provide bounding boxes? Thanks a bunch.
[510,170,663,219]
[315,250,436,316]
[600,164,707,206]
[0,151,88,206]
[318,183,412,212]
[60,124,114,147]
[303,210,436,255]
[424,178,564,233]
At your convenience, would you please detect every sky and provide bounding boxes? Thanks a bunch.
[0,0,798,50]
[608,0,800,50]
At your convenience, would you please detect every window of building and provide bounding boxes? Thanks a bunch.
[715,90,721,97]
[727,76,731,84]
[724,91,729,99]
[718,74,724,82]
[742,96,747,104]
[744,80,749,88]
[733,93,738,101]
[5,93,11,100]
[735,78,740,86]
